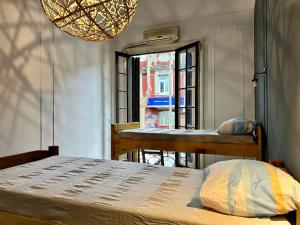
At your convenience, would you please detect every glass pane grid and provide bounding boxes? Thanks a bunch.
[118,73,127,91]
[187,88,195,107]
[117,108,128,123]
[187,47,196,68]
[175,43,199,169]
[179,50,186,70]
[118,56,127,74]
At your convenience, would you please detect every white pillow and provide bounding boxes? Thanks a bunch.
[190,160,300,217]
[218,117,254,135]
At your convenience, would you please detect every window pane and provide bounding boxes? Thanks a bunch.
[118,91,127,108]
[157,74,170,95]
[160,76,169,94]
[118,56,127,74]
[187,47,196,68]
[187,67,196,87]
[160,81,165,93]
[187,153,196,168]
[118,109,128,123]
[179,108,186,127]
[179,70,186,89]
[178,152,187,166]
[187,108,196,128]
[118,74,127,91]
[187,88,195,107]
[179,50,186,70]
[159,111,175,128]
[179,89,186,107]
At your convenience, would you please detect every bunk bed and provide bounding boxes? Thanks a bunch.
[0,147,298,225]
[111,122,263,162]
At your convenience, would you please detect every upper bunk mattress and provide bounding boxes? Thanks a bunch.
[0,156,287,225]
[120,128,256,144]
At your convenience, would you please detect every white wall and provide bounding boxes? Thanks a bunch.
[0,0,255,163]
[0,0,112,159]
[112,9,255,166]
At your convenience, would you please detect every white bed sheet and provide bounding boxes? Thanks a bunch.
[0,156,290,225]
[120,128,255,144]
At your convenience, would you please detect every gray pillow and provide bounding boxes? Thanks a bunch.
[217,117,254,135]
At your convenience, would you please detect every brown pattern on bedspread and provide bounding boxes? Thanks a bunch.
[0,156,275,225]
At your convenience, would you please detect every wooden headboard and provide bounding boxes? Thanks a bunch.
[0,146,59,170]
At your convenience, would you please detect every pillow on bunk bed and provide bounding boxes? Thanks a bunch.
[217,117,254,135]
[189,160,300,218]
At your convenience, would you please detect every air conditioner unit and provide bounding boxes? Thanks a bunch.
[143,27,179,45]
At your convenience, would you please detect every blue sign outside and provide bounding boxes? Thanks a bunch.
[147,97,185,107]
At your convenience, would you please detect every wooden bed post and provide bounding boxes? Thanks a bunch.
[297,205,300,225]
[256,124,263,161]
[48,146,59,156]
[0,146,60,170]
[111,125,117,160]
[111,123,140,160]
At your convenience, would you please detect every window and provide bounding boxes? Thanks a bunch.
[159,75,169,94]
[158,53,169,62]
[158,111,175,127]
[156,74,171,95]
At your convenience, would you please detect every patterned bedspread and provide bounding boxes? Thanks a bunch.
[0,156,285,225]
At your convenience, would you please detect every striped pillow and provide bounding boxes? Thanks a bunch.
[217,117,254,135]
[196,160,300,217]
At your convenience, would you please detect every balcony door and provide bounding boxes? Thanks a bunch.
[115,41,200,167]
[175,41,200,168]
[115,52,140,124]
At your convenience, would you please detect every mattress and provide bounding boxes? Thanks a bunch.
[0,156,288,225]
[120,128,255,144]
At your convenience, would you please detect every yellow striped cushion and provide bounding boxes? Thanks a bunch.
[197,160,300,217]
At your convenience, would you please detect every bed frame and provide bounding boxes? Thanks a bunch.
[0,211,61,225]
[111,122,263,162]
[0,146,59,170]
[0,146,60,225]
[110,123,300,224]
[0,145,298,225]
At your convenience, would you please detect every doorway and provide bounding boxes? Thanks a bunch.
[137,51,176,167]
[115,42,200,168]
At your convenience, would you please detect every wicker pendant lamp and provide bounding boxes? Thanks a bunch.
[40,0,138,41]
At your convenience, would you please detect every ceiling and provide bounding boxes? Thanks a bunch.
[128,0,255,29]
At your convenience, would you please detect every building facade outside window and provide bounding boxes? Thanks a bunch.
[140,52,176,129]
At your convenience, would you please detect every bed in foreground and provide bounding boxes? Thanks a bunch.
[0,151,297,225]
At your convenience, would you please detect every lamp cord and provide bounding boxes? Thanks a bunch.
[52,26,55,146]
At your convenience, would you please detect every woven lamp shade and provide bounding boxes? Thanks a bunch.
[40,0,138,41]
